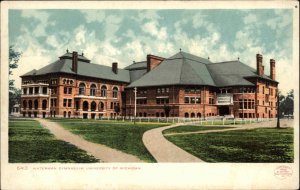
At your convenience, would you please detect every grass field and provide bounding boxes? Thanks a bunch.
[165,127,294,162]
[9,119,99,163]
[55,120,167,162]
[163,125,234,135]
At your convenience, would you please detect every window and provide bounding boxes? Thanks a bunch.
[23,88,27,94]
[239,99,243,109]
[263,86,265,94]
[68,88,72,94]
[64,87,67,94]
[209,98,214,104]
[91,101,96,111]
[156,98,169,104]
[23,100,27,109]
[29,87,33,94]
[79,83,85,95]
[137,99,147,104]
[42,100,47,110]
[190,97,195,104]
[63,99,67,107]
[99,102,105,111]
[184,97,189,104]
[28,100,33,109]
[34,87,39,94]
[90,84,96,96]
[42,87,47,94]
[68,99,72,107]
[101,85,107,97]
[265,107,267,113]
[34,100,38,109]
[157,88,161,93]
[196,97,201,104]
[161,88,165,93]
[166,88,169,93]
[113,87,118,98]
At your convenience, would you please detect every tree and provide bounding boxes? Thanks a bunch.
[9,46,22,114]
[279,89,294,117]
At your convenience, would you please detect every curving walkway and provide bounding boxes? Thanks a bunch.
[37,119,144,163]
[143,123,204,162]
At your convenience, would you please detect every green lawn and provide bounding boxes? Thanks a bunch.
[55,121,167,162]
[163,125,234,135]
[9,119,99,163]
[165,128,294,162]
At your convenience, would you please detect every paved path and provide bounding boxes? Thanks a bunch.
[37,119,144,163]
[143,123,204,162]
[143,119,294,162]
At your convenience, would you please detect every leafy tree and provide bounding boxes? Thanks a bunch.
[9,46,22,114]
[279,90,294,117]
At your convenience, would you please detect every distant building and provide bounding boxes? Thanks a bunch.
[20,50,278,119]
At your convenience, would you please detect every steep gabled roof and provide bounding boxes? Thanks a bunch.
[21,56,130,83]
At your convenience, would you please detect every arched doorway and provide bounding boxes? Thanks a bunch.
[191,113,195,118]
[184,112,189,118]
[34,99,38,110]
[197,112,201,118]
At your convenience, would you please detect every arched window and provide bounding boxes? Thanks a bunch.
[144,112,147,117]
[79,83,86,95]
[139,112,142,117]
[197,112,201,118]
[191,113,195,118]
[83,101,89,111]
[156,112,159,117]
[161,112,164,117]
[113,87,118,98]
[99,102,105,111]
[101,85,107,97]
[28,100,33,109]
[184,112,189,118]
[90,84,97,96]
[68,111,71,118]
[42,100,47,110]
[91,101,96,111]
[34,99,38,110]
[23,100,27,109]
[63,111,67,118]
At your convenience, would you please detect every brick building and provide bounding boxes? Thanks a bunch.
[20,50,278,119]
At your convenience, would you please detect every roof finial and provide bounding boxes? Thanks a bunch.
[238,57,240,61]
[66,49,69,53]
[180,48,182,52]
[208,56,210,60]
[82,51,84,56]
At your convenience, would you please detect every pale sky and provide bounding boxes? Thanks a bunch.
[9,9,293,94]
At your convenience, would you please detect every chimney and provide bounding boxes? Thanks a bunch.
[112,62,118,74]
[256,54,263,76]
[72,51,78,73]
[147,54,165,72]
[270,59,276,80]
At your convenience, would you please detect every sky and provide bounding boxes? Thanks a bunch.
[9,9,294,94]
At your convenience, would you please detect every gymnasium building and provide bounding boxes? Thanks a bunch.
[20,50,278,119]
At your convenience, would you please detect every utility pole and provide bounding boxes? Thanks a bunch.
[134,87,137,124]
[277,90,280,128]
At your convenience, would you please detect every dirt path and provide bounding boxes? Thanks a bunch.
[143,123,204,163]
[37,119,144,163]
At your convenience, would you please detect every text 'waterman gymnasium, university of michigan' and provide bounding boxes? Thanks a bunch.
[20,50,278,119]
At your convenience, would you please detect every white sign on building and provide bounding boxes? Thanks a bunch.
[216,94,233,105]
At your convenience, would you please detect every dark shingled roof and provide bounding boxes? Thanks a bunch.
[127,51,215,87]
[124,61,147,82]
[21,56,130,83]
[127,51,277,88]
